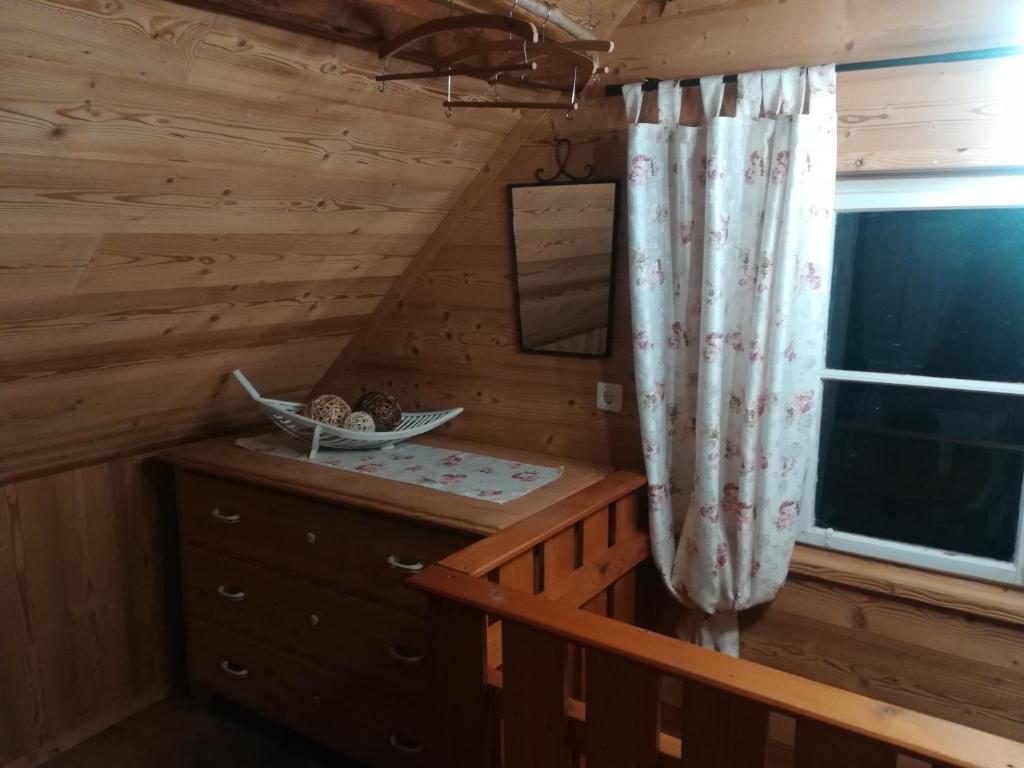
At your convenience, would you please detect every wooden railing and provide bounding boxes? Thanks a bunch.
[409,470,1024,768]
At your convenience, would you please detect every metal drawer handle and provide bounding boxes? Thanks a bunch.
[386,554,424,573]
[388,733,424,754]
[216,585,246,602]
[220,660,249,678]
[211,508,240,525]
[389,644,425,666]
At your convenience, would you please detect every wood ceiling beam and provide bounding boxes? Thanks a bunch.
[608,0,1024,83]
[379,14,538,59]
[313,0,636,393]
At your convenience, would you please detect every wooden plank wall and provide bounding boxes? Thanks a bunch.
[740,572,1024,743]
[0,0,525,483]
[0,2,528,765]
[0,454,172,767]
[326,96,644,467]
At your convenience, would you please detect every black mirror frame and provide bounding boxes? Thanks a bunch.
[506,178,621,360]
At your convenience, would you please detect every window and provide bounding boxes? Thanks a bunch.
[800,174,1024,585]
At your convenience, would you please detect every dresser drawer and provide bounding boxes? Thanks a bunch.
[188,620,431,767]
[183,544,431,696]
[177,471,472,612]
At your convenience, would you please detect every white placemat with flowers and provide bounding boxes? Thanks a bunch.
[235,434,563,504]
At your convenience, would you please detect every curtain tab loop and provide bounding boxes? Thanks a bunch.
[779,67,804,115]
[699,75,725,123]
[736,72,762,118]
[806,64,837,114]
[657,80,682,127]
[760,69,782,117]
[622,82,645,124]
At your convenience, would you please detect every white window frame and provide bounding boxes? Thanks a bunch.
[798,173,1024,586]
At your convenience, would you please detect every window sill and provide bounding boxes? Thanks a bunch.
[789,544,1024,628]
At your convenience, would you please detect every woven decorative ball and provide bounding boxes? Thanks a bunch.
[354,391,402,432]
[304,394,351,426]
[344,411,376,432]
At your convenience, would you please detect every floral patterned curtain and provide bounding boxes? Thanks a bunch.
[624,67,838,655]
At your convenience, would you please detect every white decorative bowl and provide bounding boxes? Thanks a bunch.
[233,369,462,457]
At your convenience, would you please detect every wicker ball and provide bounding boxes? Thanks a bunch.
[344,411,376,432]
[354,391,402,432]
[304,394,351,426]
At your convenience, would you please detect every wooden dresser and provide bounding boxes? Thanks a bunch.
[161,435,607,767]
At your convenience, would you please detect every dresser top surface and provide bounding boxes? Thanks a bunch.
[161,435,611,536]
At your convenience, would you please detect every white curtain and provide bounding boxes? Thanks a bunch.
[624,67,838,655]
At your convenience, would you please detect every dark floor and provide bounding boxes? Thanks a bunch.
[42,698,367,768]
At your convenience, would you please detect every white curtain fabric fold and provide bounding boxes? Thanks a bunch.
[624,66,838,655]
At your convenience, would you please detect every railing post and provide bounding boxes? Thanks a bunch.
[794,720,898,768]
[680,680,769,767]
[586,649,661,768]
[503,620,573,767]
[429,596,491,767]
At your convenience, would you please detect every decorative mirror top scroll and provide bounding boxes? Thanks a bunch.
[509,179,619,357]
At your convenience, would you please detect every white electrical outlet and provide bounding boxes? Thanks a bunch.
[596,382,623,413]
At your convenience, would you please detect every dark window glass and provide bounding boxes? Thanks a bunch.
[828,208,1024,382]
[816,382,1024,561]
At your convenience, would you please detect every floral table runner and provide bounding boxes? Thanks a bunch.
[235,434,563,504]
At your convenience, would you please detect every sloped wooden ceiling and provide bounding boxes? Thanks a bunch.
[0,0,541,481]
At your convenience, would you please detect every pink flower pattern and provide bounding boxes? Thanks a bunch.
[629,153,656,185]
[678,219,696,245]
[744,151,765,183]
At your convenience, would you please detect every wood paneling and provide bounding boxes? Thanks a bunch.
[0,454,172,767]
[740,573,1024,742]
[835,57,1024,173]
[0,0,530,481]
[612,0,1024,82]
[0,3,545,764]
[322,98,644,467]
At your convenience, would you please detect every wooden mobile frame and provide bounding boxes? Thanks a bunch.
[375,6,614,109]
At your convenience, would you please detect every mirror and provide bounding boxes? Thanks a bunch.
[508,180,619,357]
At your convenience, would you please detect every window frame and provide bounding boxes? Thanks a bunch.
[798,172,1024,587]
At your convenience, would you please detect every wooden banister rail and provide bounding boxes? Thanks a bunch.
[411,565,1024,768]
[439,469,647,577]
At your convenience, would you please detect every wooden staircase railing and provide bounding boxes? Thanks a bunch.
[409,470,1024,768]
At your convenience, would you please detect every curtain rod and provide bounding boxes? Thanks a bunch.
[601,45,1023,97]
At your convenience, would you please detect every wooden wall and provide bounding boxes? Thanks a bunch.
[327,97,642,467]
[4,0,1023,761]
[740,571,1024,742]
[0,0,526,483]
[0,454,172,767]
[0,2,527,764]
